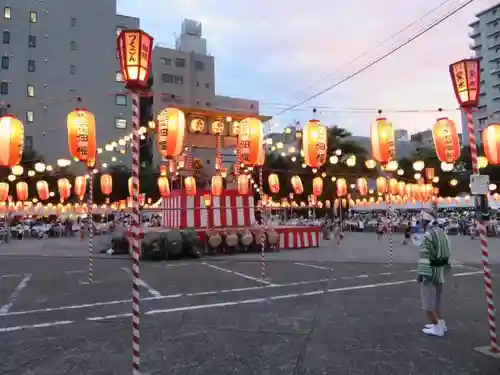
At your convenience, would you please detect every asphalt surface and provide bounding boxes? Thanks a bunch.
[1,234,500,374]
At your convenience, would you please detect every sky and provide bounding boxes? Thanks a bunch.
[117,0,500,137]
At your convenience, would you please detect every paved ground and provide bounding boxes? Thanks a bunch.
[0,233,500,374]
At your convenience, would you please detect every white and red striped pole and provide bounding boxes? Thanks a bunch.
[130,92,142,374]
[259,166,266,280]
[87,166,94,283]
[466,108,498,353]
[387,194,394,266]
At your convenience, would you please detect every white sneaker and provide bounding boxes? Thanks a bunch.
[422,325,445,337]
[425,320,448,332]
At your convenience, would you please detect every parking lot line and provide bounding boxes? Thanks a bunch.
[202,262,277,286]
[1,274,23,279]
[0,274,31,314]
[0,320,73,333]
[122,268,162,297]
[294,262,335,271]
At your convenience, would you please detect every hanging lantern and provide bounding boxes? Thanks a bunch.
[157,107,186,158]
[478,156,488,169]
[450,178,458,187]
[370,117,395,164]
[432,117,461,163]
[67,108,97,163]
[303,119,327,168]
[336,178,347,197]
[0,182,9,201]
[346,155,356,167]
[157,176,170,197]
[312,177,323,196]
[413,160,425,171]
[128,177,133,196]
[389,178,398,195]
[58,178,71,201]
[11,165,23,176]
[211,175,223,196]
[203,193,211,207]
[449,59,480,107]
[483,124,500,164]
[239,117,263,166]
[397,168,404,176]
[0,114,24,167]
[357,178,368,196]
[74,176,87,198]
[291,175,304,195]
[36,180,49,201]
[365,159,377,169]
[16,181,28,201]
[405,184,413,200]
[100,174,112,196]
[237,174,250,195]
[116,29,153,90]
[425,167,435,180]
[268,173,280,194]
[441,162,454,172]
[397,181,406,196]
[376,177,387,194]
[184,176,196,196]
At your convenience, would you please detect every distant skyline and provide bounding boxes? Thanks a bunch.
[118,0,500,136]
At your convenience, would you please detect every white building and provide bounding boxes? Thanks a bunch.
[0,0,138,163]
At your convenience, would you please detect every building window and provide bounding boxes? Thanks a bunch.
[174,75,183,84]
[28,60,35,72]
[26,111,34,123]
[206,102,211,107]
[4,6,11,19]
[115,118,127,129]
[175,58,186,68]
[70,17,77,27]
[160,57,171,65]
[161,74,174,83]
[205,83,210,89]
[0,82,8,95]
[115,94,127,106]
[29,35,36,48]
[2,31,10,44]
[70,65,76,75]
[27,85,35,97]
[30,11,37,23]
[70,41,77,50]
[116,71,123,82]
[196,81,200,87]
[195,61,204,70]
[1,56,8,69]
[25,136,33,150]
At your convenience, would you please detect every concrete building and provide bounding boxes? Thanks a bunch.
[0,0,138,163]
[410,129,434,149]
[394,129,409,141]
[466,2,500,144]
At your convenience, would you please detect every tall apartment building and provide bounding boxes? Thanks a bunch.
[466,2,500,144]
[0,0,138,163]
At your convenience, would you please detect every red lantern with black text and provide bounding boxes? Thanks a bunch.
[67,109,96,163]
[433,117,460,163]
[312,177,323,196]
[0,114,24,167]
[157,176,170,197]
[0,182,9,201]
[291,175,304,195]
[482,124,500,165]
[239,117,263,166]
[268,173,280,194]
[357,178,368,196]
[100,174,112,196]
[36,180,49,201]
[58,178,71,201]
[449,59,480,107]
[303,120,327,168]
[237,175,249,195]
[16,181,28,201]
[116,29,153,90]
[156,107,186,158]
[336,178,347,197]
[376,177,387,194]
[371,118,395,164]
[211,175,223,196]
[74,176,87,198]
[184,177,196,196]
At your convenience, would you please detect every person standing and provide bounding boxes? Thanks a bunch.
[417,220,451,337]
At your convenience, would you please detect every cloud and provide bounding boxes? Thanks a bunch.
[118,0,499,136]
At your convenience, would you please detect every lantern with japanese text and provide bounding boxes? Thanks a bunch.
[291,175,304,195]
[128,177,133,196]
[74,176,87,198]
[336,178,347,197]
[482,124,500,164]
[116,29,153,90]
[432,117,460,163]
[0,114,24,167]
[239,117,263,166]
[303,119,327,168]
[370,117,395,164]
[357,177,368,196]
[397,181,406,197]
[312,177,323,196]
[16,181,28,201]
[67,109,96,163]
[389,178,398,195]
[36,180,49,201]
[268,173,280,194]
[376,177,387,194]
[157,107,186,158]
[203,193,211,207]
[157,176,170,197]
[425,167,435,180]
[58,178,71,201]
[184,177,196,196]
[449,59,480,108]
[211,175,223,196]
[0,182,9,201]
[100,174,112,196]
[237,174,249,195]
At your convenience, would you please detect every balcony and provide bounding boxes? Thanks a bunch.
[470,29,481,38]
[488,40,500,49]
[470,41,482,49]
[490,68,500,74]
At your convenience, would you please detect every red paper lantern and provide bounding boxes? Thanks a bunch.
[237,175,250,195]
[405,184,413,200]
[376,177,387,194]
[336,178,347,197]
[312,177,323,196]
[16,181,28,201]
[128,177,134,197]
[483,124,500,165]
[449,59,480,107]
[67,109,96,163]
[157,107,186,158]
[425,167,435,180]
[157,176,170,197]
[184,177,196,196]
[239,117,263,166]
[0,182,9,201]
[58,178,71,201]
[203,193,211,207]
[432,117,460,163]
[397,181,406,196]
[116,29,153,91]
[0,114,24,167]
[211,175,223,196]
[36,180,49,201]
[268,173,280,194]
[389,178,398,195]
[74,176,87,198]
[357,178,368,196]
[291,175,304,195]
[100,174,112,196]
[370,118,395,164]
[303,119,327,168]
